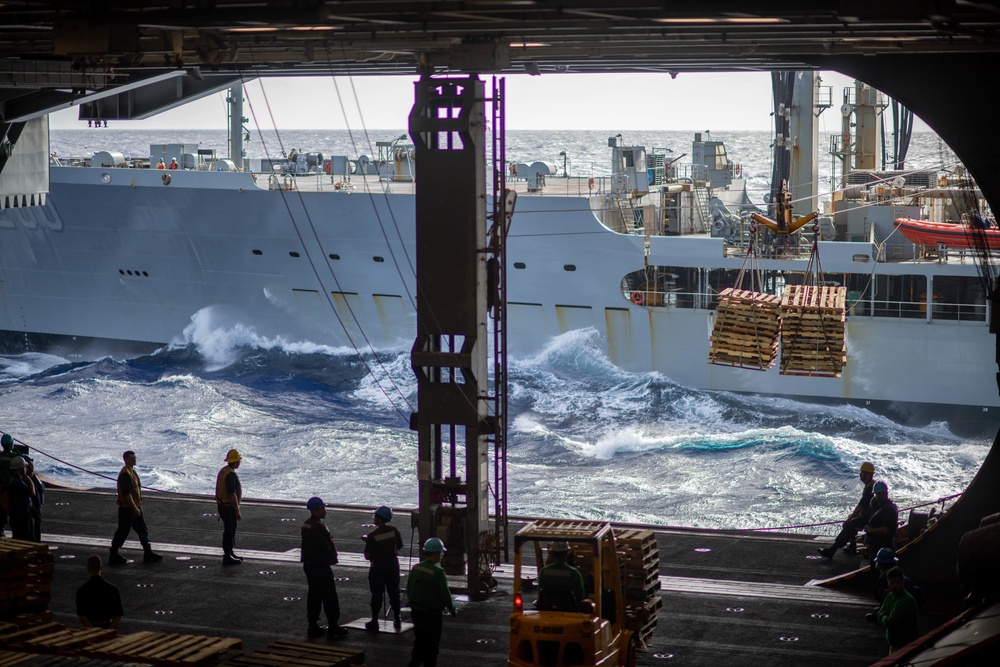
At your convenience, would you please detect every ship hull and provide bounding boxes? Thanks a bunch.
[1,167,997,435]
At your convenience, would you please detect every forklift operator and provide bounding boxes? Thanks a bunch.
[537,541,586,611]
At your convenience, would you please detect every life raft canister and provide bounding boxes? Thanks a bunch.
[588,177,595,190]
[631,290,645,306]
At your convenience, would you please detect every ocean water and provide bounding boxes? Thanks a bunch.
[0,128,985,533]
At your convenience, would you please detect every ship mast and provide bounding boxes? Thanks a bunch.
[227,84,246,171]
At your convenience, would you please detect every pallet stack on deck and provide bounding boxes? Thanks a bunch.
[779,285,847,377]
[0,539,54,627]
[708,288,782,370]
[613,529,661,649]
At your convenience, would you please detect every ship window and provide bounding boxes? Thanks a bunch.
[373,256,385,263]
[329,254,340,260]
[119,270,125,275]
[514,262,526,269]
[142,271,148,277]
[127,270,133,276]
[252,249,263,255]
[563,264,576,272]
[289,251,300,258]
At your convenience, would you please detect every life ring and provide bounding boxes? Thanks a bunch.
[324,161,332,175]
[734,164,741,177]
[510,163,518,177]
[588,177,595,191]
[631,290,645,306]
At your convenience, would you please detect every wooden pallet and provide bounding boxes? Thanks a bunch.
[709,288,782,370]
[0,652,147,666]
[0,541,54,622]
[779,285,847,376]
[26,628,120,654]
[83,632,242,667]
[219,639,365,667]
[0,623,65,649]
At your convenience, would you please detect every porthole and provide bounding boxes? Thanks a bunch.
[329,253,340,260]
[563,264,577,272]
[142,271,149,277]
[289,251,300,258]
[373,256,385,263]
[252,249,263,255]
[119,269,125,275]
[514,262,526,269]
[127,270,133,276]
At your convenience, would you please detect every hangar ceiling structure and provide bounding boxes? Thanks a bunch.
[4,2,1000,196]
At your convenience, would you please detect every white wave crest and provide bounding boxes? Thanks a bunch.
[177,307,355,370]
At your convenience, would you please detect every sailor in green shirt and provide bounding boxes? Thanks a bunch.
[405,537,456,667]
[877,567,919,652]
[538,541,586,611]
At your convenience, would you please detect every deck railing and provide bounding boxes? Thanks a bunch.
[621,289,988,323]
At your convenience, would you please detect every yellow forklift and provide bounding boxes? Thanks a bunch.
[509,520,637,667]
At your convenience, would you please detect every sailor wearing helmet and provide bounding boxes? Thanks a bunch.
[363,505,404,632]
[215,449,243,565]
[817,461,878,559]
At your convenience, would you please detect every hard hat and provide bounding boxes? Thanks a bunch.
[225,449,242,463]
[550,541,570,554]
[1,433,12,446]
[859,461,875,474]
[423,537,446,553]
[875,548,897,565]
[375,506,392,521]
[9,456,25,470]
[873,481,889,494]
[306,496,325,511]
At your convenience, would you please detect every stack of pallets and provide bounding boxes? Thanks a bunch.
[0,539,54,626]
[81,632,242,666]
[220,640,365,667]
[613,529,661,649]
[779,285,847,377]
[708,288,782,370]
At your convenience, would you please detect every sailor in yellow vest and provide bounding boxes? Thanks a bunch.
[215,449,243,566]
[405,537,456,667]
[109,450,162,565]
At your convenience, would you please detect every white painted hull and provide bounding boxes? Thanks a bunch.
[1,166,996,432]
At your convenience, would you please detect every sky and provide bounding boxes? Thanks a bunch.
[48,70,930,133]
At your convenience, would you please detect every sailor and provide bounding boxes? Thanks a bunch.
[24,456,44,542]
[168,157,179,170]
[406,537,456,667]
[876,566,919,653]
[156,158,166,169]
[5,456,35,541]
[537,541,586,611]
[363,505,404,632]
[0,432,18,536]
[76,555,124,630]
[109,450,163,565]
[817,461,877,559]
[215,449,243,566]
[300,496,348,639]
[864,481,899,566]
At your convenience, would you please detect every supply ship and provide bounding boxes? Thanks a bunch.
[1,101,997,437]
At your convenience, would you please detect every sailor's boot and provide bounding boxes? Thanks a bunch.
[143,546,163,562]
[109,547,127,565]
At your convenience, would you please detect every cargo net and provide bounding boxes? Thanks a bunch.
[708,237,781,370]
[779,229,847,377]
